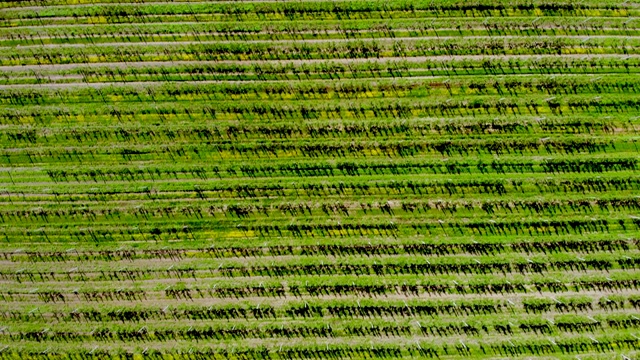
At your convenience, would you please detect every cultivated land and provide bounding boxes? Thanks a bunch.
[1,0,640,359]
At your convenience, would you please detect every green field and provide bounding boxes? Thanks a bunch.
[1,0,640,359]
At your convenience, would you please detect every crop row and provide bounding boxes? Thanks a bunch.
[6,279,640,303]
[3,18,639,47]
[7,313,640,344]
[1,139,628,166]
[3,337,638,360]
[5,96,640,126]
[1,341,639,360]
[1,117,627,147]
[1,1,634,27]
[3,195,639,223]
[3,237,637,263]
[3,37,640,66]
[5,76,640,106]
[3,56,639,86]
[4,296,640,323]
[4,254,640,283]
[4,175,638,200]
[33,158,636,184]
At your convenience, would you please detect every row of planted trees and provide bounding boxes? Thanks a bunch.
[4,75,640,106]
[1,138,619,165]
[2,1,626,25]
[3,237,634,264]
[37,156,634,184]
[10,316,640,343]
[4,293,640,324]
[2,337,637,360]
[20,56,631,86]
[7,175,637,203]
[2,255,639,285]
[2,210,638,245]
[1,117,619,144]
[4,196,638,224]
[2,98,638,129]
[3,117,622,147]
[4,19,636,47]
[4,36,638,66]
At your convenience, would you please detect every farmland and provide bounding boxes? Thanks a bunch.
[1,0,640,359]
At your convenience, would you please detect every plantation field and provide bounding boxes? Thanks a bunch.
[1,0,640,359]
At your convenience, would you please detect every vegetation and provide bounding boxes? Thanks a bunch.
[0,0,639,358]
